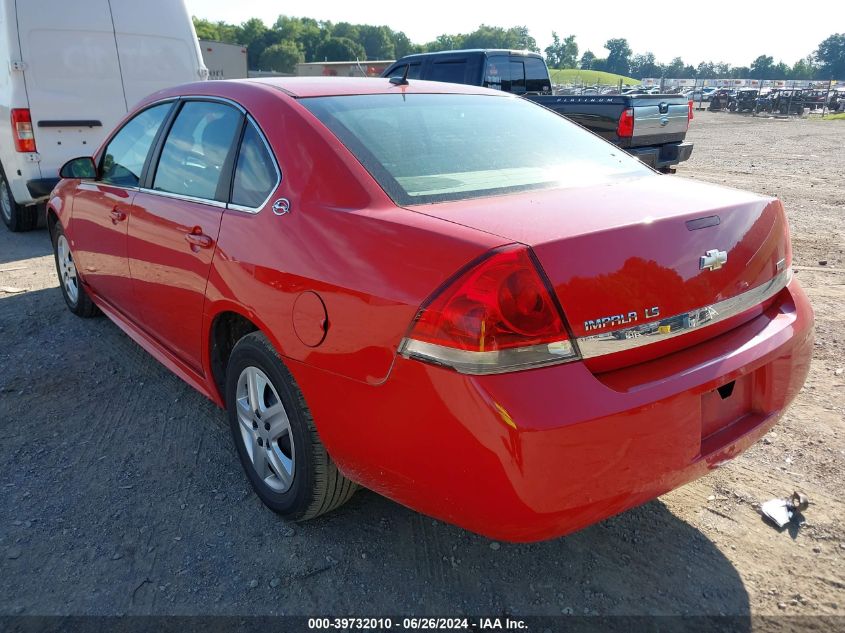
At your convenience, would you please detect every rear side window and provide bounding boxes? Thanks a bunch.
[429,60,468,84]
[153,101,242,201]
[483,56,510,91]
[101,103,172,187]
[509,61,526,94]
[231,121,278,209]
[524,57,549,93]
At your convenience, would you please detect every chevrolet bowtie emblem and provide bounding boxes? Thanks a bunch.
[700,249,728,271]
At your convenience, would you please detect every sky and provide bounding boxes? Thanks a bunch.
[184,0,843,67]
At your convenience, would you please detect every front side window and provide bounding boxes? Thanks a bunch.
[101,103,172,187]
[153,101,242,201]
[303,93,652,206]
[231,121,278,209]
[387,63,422,80]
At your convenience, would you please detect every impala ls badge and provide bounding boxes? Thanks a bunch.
[584,306,660,332]
[700,249,728,271]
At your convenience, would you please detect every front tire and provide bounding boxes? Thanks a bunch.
[225,332,357,521]
[51,221,98,317]
[0,168,37,232]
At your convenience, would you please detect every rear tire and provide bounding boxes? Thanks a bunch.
[50,221,99,317]
[0,167,37,232]
[225,331,357,521]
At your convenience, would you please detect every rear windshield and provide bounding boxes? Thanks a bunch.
[301,93,652,206]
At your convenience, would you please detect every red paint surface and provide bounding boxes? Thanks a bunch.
[49,78,814,541]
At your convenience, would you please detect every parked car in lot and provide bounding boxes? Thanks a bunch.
[708,89,733,111]
[768,89,806,115]
[49,77,813,541]
[382,50,694,172]
[0,0,206,231]
[829,89,845,112]
[728,89,759,113]
[697,87,719,102]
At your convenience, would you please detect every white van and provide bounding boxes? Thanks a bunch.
[0,0,207,231]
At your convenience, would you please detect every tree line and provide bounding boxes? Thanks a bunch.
[192,16,845,81]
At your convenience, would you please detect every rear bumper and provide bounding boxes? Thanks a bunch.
[26,177,60,200]
[291,279,813,542]
[629,141,694,169]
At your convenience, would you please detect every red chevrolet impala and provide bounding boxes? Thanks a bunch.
[48,78,813,541]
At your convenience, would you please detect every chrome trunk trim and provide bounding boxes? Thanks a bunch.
[575,268,793,359]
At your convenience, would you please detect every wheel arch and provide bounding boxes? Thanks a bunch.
[205,303,287,407]
[46,204,59,236]
[46,189,72,236]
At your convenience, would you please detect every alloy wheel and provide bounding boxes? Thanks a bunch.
[57,235,79,305]
[235,366,295,493]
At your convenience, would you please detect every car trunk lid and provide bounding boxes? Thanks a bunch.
[405,175,790,369]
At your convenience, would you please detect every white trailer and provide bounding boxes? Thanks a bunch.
[200,40,248,80]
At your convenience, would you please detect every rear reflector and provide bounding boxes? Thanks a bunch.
[399,245,579,374]
[11,109,36,153]
[616,107,634,138]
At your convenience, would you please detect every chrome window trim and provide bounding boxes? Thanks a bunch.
[177,94,247,114]
[227,114,282,215]
[137,187,228,209]
[574,268,793,359]
[78,182,138,193]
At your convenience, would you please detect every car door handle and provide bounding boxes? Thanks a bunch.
[109,208,127,224]
[184,231,214,249]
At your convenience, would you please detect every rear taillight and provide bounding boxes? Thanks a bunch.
[399,245,579,374]
[688,99,694,122]
[11,109,36,153]
[616,107,634,138]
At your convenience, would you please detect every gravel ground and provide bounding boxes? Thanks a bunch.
[0,110,843,619]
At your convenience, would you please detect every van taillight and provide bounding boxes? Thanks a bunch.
[688,100,694,124]
[11,109,36,153]
[616,107,634,138]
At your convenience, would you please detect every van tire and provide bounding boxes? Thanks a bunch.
[0,167,37,232]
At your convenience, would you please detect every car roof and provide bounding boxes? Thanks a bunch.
[396,49,543,60]
[244,77,504,98]
[138,77,508,113]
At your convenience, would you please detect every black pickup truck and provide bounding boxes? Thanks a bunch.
[382,50,694,171]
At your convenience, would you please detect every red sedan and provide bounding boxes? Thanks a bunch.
[48,78,813,541]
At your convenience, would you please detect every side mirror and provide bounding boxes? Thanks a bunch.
[60,156,97,180]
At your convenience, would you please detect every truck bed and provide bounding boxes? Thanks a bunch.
[526,93,693,170]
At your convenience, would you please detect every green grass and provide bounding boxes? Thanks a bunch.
[548,68,639,86]
[822,112,845,120]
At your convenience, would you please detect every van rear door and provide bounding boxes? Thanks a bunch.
[108,0,205,107]
[15,0,128,180]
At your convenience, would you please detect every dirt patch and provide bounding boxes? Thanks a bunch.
[0,110,842,617]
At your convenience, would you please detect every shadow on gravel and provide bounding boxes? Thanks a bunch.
[0,287,750,620]
[0,225,51,266]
